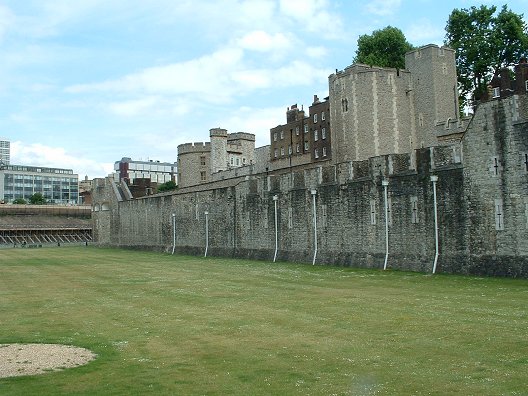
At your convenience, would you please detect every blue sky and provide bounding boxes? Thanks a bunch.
[1,0,526,178]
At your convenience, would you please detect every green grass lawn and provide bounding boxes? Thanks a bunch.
[0,247,526,395]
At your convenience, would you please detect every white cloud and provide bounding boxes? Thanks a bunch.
[0,4,14,42]
[306,46,328,58]
[10,141,112,178]
[236,30,291,52]
[405,19,445,45]
[279,0,344,38]
[363,0,402,16]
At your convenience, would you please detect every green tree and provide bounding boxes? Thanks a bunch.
[29,193,46,205]
[353,26,414,69]
[12,198,26,204]
[445,5,528,107]
[157,180,177,193]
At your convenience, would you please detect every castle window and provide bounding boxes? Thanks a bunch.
[321,111,325,121]
[304,125,308,133]
[321,204,327,228]
[200,171,206,182]
[491,156,500,176]
[495,198,504,230]
[370,199,377,225]
[523,153,528,172]
[236,158,240,166]
[442,63,447,75]
[295,126,300,135]
[230,158,234,165]
[525,81,528,92]
[410,196,419,224]
[322,127,326,139]
[313,113,318,123]
[288,145,292,155]
[304,141,309,151]
[322,147,327,157]
[314,149,319,159]
[492,87,500,98]
[341,98,349,112]
[200,156,206,166]
[273,132,277,142]
[274,149,278,158]
[418,113,424,127]
[296,143,300,153]
[280,130,284,139]
[280,147,285,156]
[314,129,318,141]
[242,157,246,164]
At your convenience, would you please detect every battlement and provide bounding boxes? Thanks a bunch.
[227,132,255,142]
[177,142,211,155]
[210,128,228,138]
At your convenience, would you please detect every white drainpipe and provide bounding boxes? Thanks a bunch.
[171,213,176,255]
[311,189,318,265]
[273,195,279,263]
[382,179,389,270]
[204,211,209,258]
[430,175,439,274]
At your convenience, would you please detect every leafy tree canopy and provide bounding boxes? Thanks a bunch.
[29,193,46,205]
[445,4,528,107]
[157,180,177,193]
[354,26,414,69]
[12,198,26,204]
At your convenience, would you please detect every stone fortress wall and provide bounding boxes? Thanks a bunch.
[92,44,528,277]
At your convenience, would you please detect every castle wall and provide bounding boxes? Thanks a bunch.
[92,79,528,278]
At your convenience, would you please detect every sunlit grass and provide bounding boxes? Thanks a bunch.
[0,247,526,395]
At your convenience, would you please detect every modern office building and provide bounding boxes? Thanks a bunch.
[0,138,10,165]
[0,164,79,204]
[113,157,177,185]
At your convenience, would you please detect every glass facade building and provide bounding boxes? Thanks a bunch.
[0,164,79,204]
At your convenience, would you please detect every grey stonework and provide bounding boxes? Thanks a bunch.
[92,94,528,278]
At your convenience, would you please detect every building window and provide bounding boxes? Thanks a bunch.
[274,149,278,158]
[321,111,325,121]
[304,141,309,151]
[236,158,240,166]
[280,147,284,156]
[410,196,419,224]
[370,199,377,225]
[418,113,424,127]
[495,198,504,230]
[314,129,318,141]
[492,87,500,98]
[273,132,277,142]
[288,145,292,155]
[314,149,319,159]
[200,171,206,182]
[230,158,234,165]
[523,153,528,172]
[304,125,308,133]
[525,80,528,92]
[296,143,300,153]
[341,98,348,112]
[200,156,206,166]
[313,113,318,123]
[280,130,284,139]
[491,156,501,176]
[295,126,300,135]
[321,204,327,228]
[322,147,327,157]
[321,128,326,139]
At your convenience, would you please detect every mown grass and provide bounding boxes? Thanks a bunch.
[0,247,526,395]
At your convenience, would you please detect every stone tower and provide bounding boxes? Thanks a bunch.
[210,128,228,174]
[405,44,459,148]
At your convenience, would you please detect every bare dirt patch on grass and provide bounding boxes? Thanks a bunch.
[0,344,96,378]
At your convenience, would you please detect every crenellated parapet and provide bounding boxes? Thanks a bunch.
[177,142,211,155]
